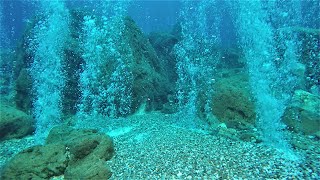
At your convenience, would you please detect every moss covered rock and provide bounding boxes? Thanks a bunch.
[46,125,114,162]
[210,71,256,129]
[283,90,320,135]
[123,17,173,113]
[1,125,114,179]
[0,103,34,141]
[47,125,114,179]
[1,143,68,179]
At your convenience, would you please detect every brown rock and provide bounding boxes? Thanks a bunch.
[1,144,68,179]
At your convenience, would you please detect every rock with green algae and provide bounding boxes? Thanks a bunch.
[1,125,114,180]
[0,103,34,142]
[12,10,85,116]
[46,125,114,162]
[207,71,256,130]
[47,125,115,179]
[283,90,320,135]
[0,144,68,179]
[123,17,174,113]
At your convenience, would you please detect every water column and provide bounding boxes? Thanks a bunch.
[0,2,4,47]
[266,1,303,92]
[234,0,298,159]
[301,1,320,95]
[29,0,70,143]
[174,1,220,127]
[0,2,14,97]
[103,1,133,117]
[78,1,132,126]
[199,1,221,121]
[0,2,5,94]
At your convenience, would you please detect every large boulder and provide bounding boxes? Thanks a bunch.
[1,125,115,179]
[46,125,114,162]
[1,144,68,179]
[47,125,115,179]
[0,103,34,141]
[283,90,320,135]
[208,70,256,129]
[148,32,179,83]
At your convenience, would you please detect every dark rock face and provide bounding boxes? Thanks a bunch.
[148,32,179,107]
[1,125,115,179]
[13,10,85,116]
[0,103,34,141]
[61,10,86,116]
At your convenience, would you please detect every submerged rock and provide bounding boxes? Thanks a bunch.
[48,125,115,179]
[210,71,256,129]
[283,90,320,135]
[13,11,173,117]
[1,143,68,179]
[0,103,34,142]
[123,17,174,113]
[46,125,114,162]
[1,125,114,179]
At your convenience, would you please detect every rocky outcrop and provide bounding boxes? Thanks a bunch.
[283,90,320,135]
[123,17,174,113]
[209,70,256,130]
[0,103,34,141]
[13,11,173,117]
[1,125,115,179]
[46,126,114,162]
[148,32,179,83]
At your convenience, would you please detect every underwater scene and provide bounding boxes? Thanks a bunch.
[0,0,319,179]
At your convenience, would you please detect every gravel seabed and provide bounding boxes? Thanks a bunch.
[0,112,319,179]
[105,112,319,179]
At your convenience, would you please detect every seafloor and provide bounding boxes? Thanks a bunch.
[1,112,319,179]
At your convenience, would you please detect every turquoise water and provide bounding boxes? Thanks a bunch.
[0,1,319,179]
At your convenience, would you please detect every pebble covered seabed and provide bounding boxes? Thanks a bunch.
[1,112,319,179]
[106,113,319,179]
